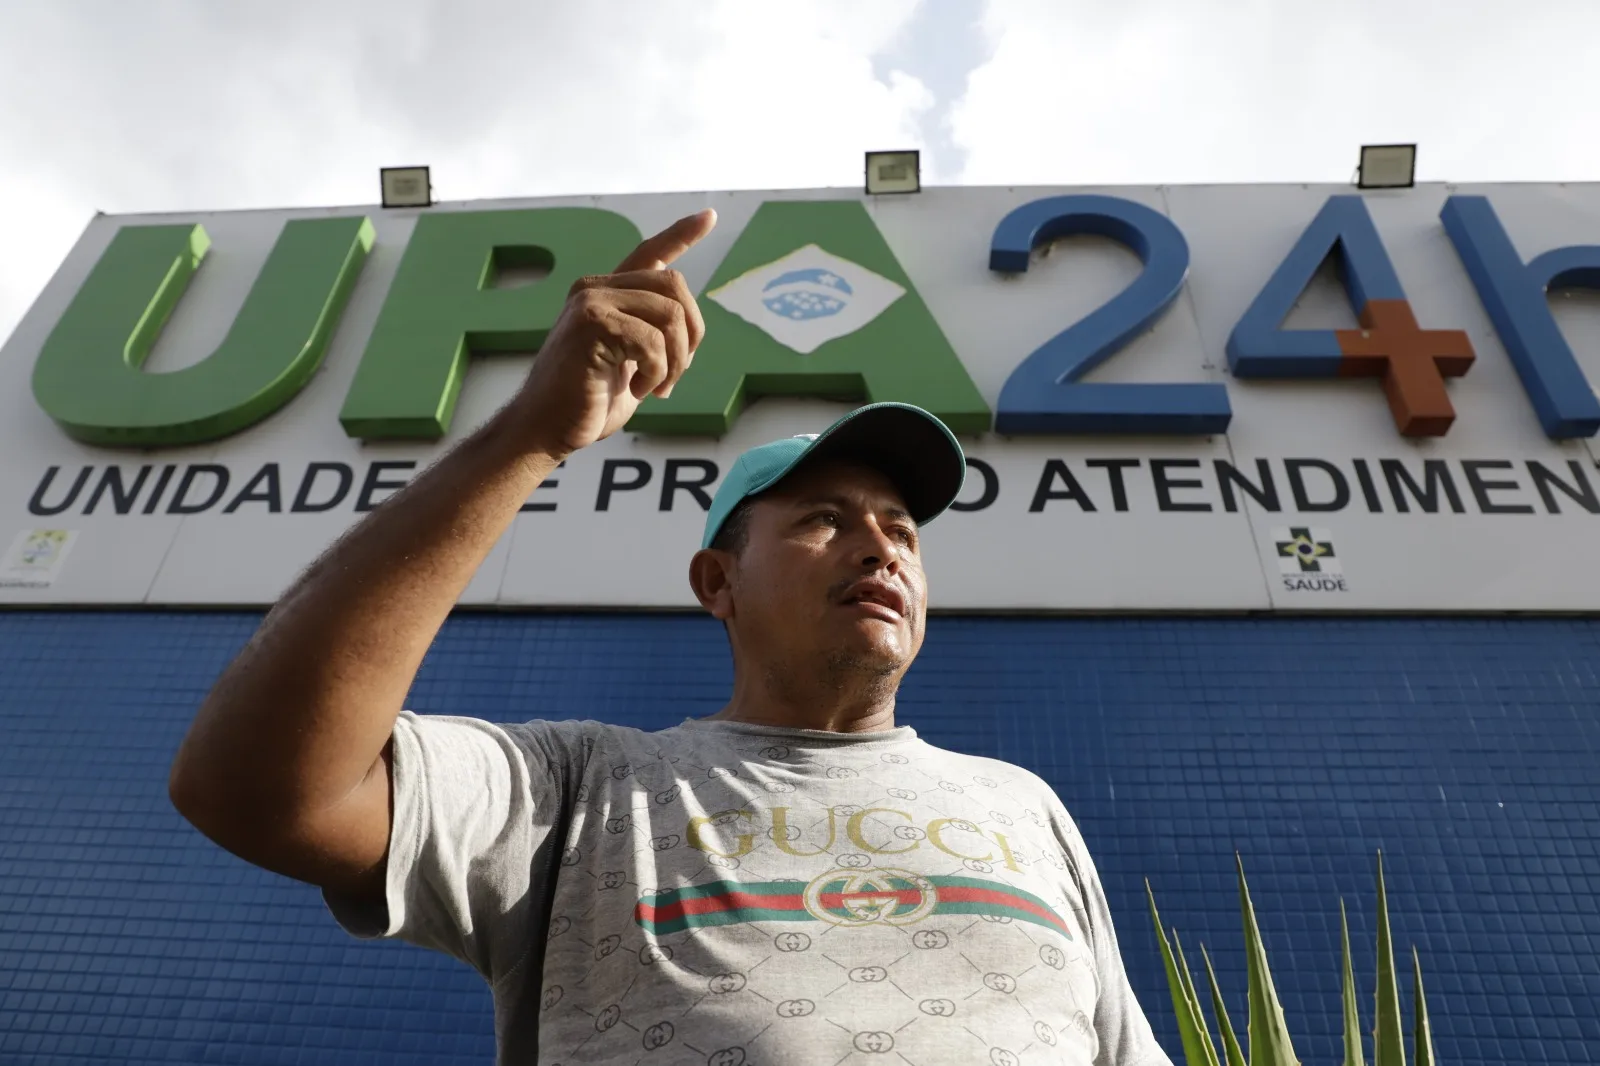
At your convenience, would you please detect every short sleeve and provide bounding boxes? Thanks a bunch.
[321,711,589,982]
[1054,807,1175,1066]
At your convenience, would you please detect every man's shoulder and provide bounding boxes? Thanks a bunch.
[908,739,1061,799]
[505,715,734,764]
[403,712,665,766]
[497,715,659,751]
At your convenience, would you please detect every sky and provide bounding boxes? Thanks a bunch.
[4,0,1600,344]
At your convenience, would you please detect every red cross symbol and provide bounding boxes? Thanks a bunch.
[1336,299,1475,436]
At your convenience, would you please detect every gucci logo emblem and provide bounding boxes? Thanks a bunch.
[853,1031,895,1054]
[803,868,937,927]
[642,1021,674,1050]
[708,972,747,994]
[983,972,1017,994]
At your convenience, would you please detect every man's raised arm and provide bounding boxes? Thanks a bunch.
[167,210,715,902]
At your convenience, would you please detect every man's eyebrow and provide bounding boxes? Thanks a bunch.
[791,496,917,524]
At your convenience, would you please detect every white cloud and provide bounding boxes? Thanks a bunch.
[952,0,1600,186]
[0,0,928,342]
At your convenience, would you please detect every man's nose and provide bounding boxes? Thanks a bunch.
[853,520,901,572]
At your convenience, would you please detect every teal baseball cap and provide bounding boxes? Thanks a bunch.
[701,402,967,550]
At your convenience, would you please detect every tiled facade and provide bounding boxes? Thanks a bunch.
[1,611,1595,1065]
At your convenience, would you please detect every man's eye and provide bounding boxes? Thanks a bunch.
[892,528,917,545]
[811,511,841,526]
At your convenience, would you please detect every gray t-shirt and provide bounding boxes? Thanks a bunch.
[325,712,1173,1066]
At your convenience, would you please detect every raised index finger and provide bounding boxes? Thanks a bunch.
[614,209,717,272]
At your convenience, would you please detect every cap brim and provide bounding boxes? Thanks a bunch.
[796,403,966,526]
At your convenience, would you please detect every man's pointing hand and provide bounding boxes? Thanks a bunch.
[509,209,717,460]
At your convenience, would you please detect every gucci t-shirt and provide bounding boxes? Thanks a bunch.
[324,713,1173,1066]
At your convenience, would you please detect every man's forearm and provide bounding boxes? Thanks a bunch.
[169,209,714,891]
[170,407,556,825]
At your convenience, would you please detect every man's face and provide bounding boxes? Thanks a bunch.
[721,458,927,678]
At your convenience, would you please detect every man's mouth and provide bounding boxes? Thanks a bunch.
[840,581,907,620]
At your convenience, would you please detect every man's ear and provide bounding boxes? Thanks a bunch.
[689,549,736,621]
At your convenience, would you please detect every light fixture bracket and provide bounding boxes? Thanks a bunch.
[865,150,921,195]
[1356,145,1417,190]
[381,166,433,208]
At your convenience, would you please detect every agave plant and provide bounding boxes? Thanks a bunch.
[1146,853,1437,1066]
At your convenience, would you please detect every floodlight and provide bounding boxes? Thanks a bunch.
[1356,145,1416,190]
[380,166,433,208]
[865,151,921,195]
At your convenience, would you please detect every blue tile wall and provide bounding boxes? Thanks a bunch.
[0,612,1595,1065]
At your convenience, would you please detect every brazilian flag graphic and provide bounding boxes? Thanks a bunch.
[629,201,991,435]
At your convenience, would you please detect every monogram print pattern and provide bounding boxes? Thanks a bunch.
[527,722,1128,1065]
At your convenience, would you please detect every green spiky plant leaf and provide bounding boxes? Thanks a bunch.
[1237,855,1301,1066]
[1372,853,1406,1066]
[1341,901,1367,1066]
[1152,854,1437,1066]
[1147,880,1221,1066]
[1200,943,1247,1066]
[1174,932,1225,1066]
[1412,949,1435,1066]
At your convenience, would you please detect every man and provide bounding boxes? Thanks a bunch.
[169,210,1172,1066]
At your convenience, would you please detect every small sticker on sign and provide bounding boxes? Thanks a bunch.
[0,530,78,588]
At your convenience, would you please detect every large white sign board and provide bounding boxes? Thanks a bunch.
[3,183,1599,611]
